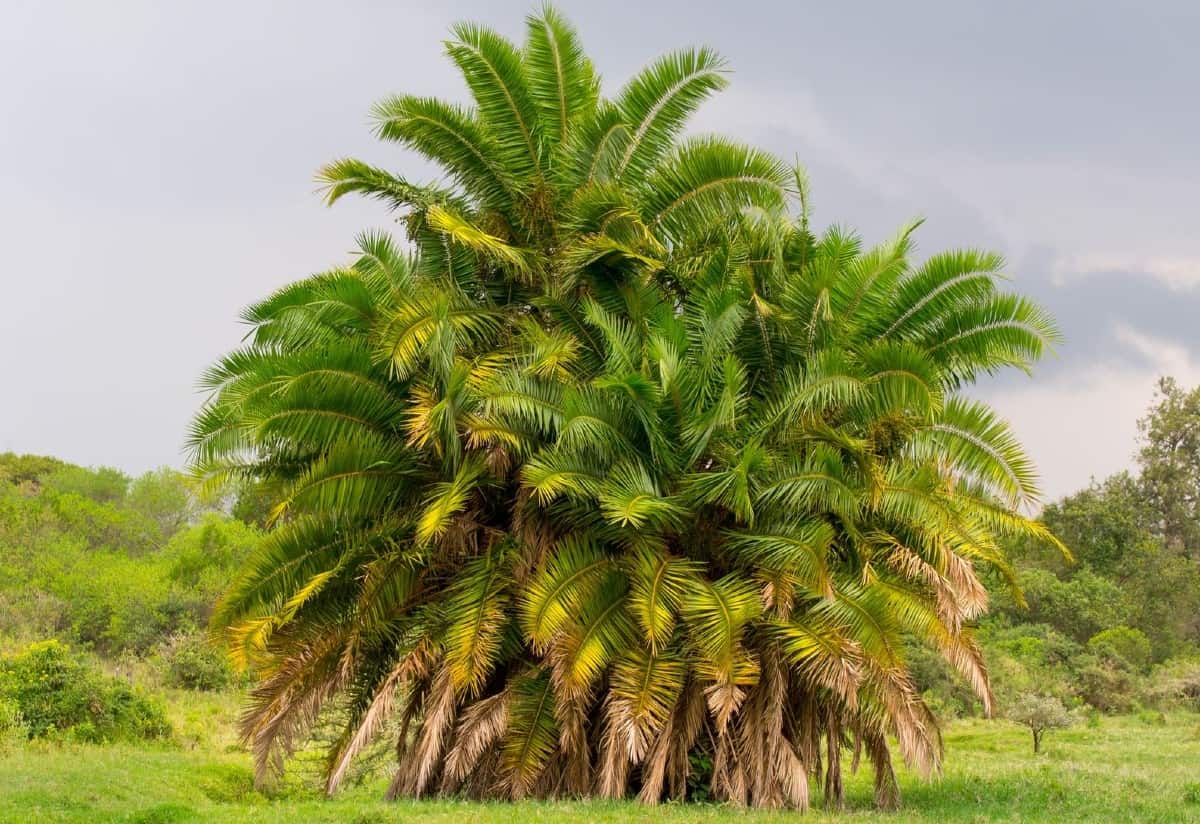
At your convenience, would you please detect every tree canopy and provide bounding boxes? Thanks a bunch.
[190,6,1061,810]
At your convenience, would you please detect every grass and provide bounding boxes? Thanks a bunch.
[2,702,1198,823]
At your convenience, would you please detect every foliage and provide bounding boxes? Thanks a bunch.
[0,640,170,742]
[1005,692,1074,753]
[1072,656,1137,713]
[0,452,65,486]
[996,567,1132,644]
[1025,472,1152,576]
[191,6,1061,810]
[44,463,131,504]
[0,695,23,743]
[0,459,256,657]
[972,622,1079,707]
[909,377,1200,718]
[158,633,234,692]
[128,468,197,538]
[1087,626,1152,673]
[1139,376,1200,557]
[1143,657,1200,711]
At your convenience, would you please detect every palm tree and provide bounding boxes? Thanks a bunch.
[190,6,1062,810]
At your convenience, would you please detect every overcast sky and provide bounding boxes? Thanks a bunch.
[2,0,1198,501]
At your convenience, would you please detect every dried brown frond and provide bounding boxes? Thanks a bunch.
[865,728,901,810]
[595,697,631,799]
[441,690,510,792]
[241,628,348,788]
[325,649,421,795]
[388,663,457,798]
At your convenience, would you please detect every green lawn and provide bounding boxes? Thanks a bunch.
[2,709,1198,823]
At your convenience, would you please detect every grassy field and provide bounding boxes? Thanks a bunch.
[2,695,1198,823]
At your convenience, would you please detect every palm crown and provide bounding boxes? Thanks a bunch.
[190,6,1062,811]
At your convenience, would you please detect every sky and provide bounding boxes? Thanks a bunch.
[1,0,1198,501]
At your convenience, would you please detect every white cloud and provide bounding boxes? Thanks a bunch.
[978,324,1200,501]
[1052,254,1200,291]
[694,85,1200,293]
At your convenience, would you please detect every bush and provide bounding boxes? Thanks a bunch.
[906,640,983,718]
[1143,657,1200,711]
[158,633,231,691]
[1088,626,1152,672]
[0,640,170,742]
[979,623,1079,708]
[42,465,129,504]
[1002,568,1134,644]
[1074,654,1137,713]
[0,453,65,486]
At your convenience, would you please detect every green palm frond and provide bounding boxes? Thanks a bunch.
[371,95,515,209]
[317,158,446,210]
[624,547,700,650]
[446,22,544,182]
[642,137,791,243]
[613,47,728,183]
[909,396,1040,506]
[502,669,559,798]
[523,5,598,148]
[521,535,613,648]
[442,545,512,696]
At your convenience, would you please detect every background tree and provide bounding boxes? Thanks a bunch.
[1007,692,1074,754]
[1139,376,1200,559]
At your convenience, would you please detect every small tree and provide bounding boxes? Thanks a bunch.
[1008,693,1074,753]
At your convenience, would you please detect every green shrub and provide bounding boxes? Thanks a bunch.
[999,568,1134,644]
[983,622,1082,666]
[1142,657,1200,711]
[1088,626,1152,672]
[1074,655,1137,713]
[1136,709,1167,726]
[158,633,231,691]
[0,640,170,742]
[0,453,65,486]
[42,465,129,504]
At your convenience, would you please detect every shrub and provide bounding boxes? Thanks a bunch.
[162,515,259,616]
[126,468,195,539]
[980,624,1079,708]
[1004,568,1134,644]
[0,453,65,486]
[0,640,170,742]
[1136,709,1167,726]
[158,633,231,691]
[1142,657,1200,711]
[1087,626,1152,672]
[906,640,983,718]
[984,622,1082,666]
[42,465,129,504]
[1074,655,1137,713]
